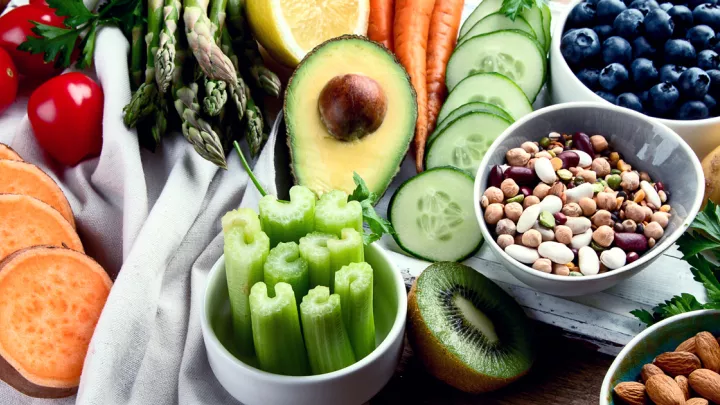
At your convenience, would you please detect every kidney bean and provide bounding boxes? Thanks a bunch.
[614,233,648,252]
[520,186,532,197]
[503,166,536,185]
[571,248,579,262]
[655,182,664,192]
[626,252,640,264]
[489,165,504,188]
[572,132,595,158]
[553,212,567,225]
[557,151,580,169]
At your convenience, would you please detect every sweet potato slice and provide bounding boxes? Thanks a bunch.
[0,246,112,398]
[0,144,22,162]
[0,160,75,228]
[0,194,83,261]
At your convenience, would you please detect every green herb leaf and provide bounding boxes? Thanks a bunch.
[630,309,657,327]
[677,232,720,259]
[704,301,720,310]
[689,200,720,242]
[46,0,95,28]
[348,172,374,203]
[18,23,82,68]
[349,172,395,245]
[77,24,98,69]
[501,0,546,20]
[656,293,705,318]
[234,141,267,197]
[687,254,720,302]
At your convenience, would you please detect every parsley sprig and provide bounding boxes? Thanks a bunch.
[500,0,548,21]
[18,0,142,69]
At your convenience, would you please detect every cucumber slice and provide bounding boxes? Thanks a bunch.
[520,6,546,51]
[429,102,512,144]
[459,13,535,47]
[437,73,532,123]
[541,4,552,52]
[389,167,483,262]
[459,0,503,38]
[447,30,546,102]
[425,112,511,176]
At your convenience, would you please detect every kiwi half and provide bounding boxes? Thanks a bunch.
[407,262,535,393]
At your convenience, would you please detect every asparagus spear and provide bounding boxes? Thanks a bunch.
[155,0,181,93]
[183,0,237,83]
[202,0,230,116]
[220,28,247,121]
[243,85,265,156]
[129,15,145,90]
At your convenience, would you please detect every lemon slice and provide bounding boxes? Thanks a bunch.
[247,0,369,67]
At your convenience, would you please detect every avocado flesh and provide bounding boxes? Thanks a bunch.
[285,35,417,197]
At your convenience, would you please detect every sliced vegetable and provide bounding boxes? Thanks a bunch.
[327,228,365,290]
[458,13,535,46]
[458,0,503,38]
[258,185,316,247]
[314,190,363,237]
[540,3,552,52]
[334,262,376,360]
[368,0,395,51]
[519,5,546,51]
[299,232,338,289]
[429,101,513,144]
[263,241,310,300]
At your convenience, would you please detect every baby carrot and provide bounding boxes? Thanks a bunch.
[368,0,395,51]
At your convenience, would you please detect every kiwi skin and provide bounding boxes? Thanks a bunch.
[407,281,530,393]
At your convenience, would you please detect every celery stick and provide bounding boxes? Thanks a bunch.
[222,209,270,358]
[299,232,339,289]
[259,185,316,247]
[314,190,363,237]
[249,282,309,376]
[264,242,310,300]
[300,286,356,375]
[327,228,364,290]
[334,262,375,360]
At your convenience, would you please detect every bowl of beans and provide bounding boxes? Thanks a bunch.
[473,102,705,297]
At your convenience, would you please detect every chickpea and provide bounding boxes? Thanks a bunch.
[554,225,573,245]
[497,234,514,249]
[590,135,608,152]
[521,141,539,154]
[648,238,656,248]
[484,203,504,225]
[578,170,597,184]
[535,151,552,159]
[620,171,640,191]
[569,167,582,176]
[644,206,654,222]
[549,182,566,199]
[533,183,550,199]
[553,263,571,276]
[523,195,541,208]
[532,258,552,273]
[591,210,614,227]
[591,158,611,178]
[522,229,542,248]
[596,192,617,211]
[592,225,615,247]
[644,221,664,240]
[579,197,597,216]
[622,219,637,233]
[562,202,583,217]
[526,158,537,170]
[484,187,504,204]
[506,148,531,167]
[501,178,519,198]
[481,195,490,208]
[504,202,524,222]
[496,219,517,236]
[624,202,646,223]
[639,172,651,182]
[651,211,670,228]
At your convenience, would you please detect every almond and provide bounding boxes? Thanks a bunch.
[677,336,698,354]
[646,374,688,405]
[639,363,664,382]
[686,398,709,405]
[695,332,720,373]
[614,381,649,405]
[688,369,720,403]
[674,375,690,400]
[654,351,702,376]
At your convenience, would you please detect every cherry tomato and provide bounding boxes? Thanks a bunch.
[0,5,65,79]
[0,47,18,114]
[28,72,103,166]
[29,0,49,5]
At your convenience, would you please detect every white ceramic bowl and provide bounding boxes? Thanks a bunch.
[474,102,704,297]
[201,243,407,405]
[549,0,720,159]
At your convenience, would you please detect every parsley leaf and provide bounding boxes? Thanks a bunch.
[19,24,81,68]
[630,309,656,327]
[676,232,720,259]
[501,0,547,21]
[348,172,396,246]
[687,254,720,302]
[47,0,95,27]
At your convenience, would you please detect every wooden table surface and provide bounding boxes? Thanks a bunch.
[373,323,614,404]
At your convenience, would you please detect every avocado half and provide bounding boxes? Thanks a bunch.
[284,35,417,197]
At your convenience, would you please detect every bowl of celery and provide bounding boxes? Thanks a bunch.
[201,184,407,405]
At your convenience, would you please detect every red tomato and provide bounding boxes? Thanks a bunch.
[0,47,18,114]
[0,5,65,79]
[28,72,103,166]
[29,0,50,5]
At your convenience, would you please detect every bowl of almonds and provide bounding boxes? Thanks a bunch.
[601,309,720,405]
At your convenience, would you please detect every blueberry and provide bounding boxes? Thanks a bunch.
[693,4,720,31]
[668,5,694,35]
[704,93,718,112]
[640,90,650,103]
[677,66,711,98]
[706,68,720,95]
[599,63,631,90]
[686,25,715,49]
[664,39,697,65]
[644,8,675,41]
[659,64,688,84]
[648,82,680,113]
[698,49,720,69]
[596,90,619,102]
[598,0,628,22]
[633,36,658,58]
[602,36,634,64]
[614,9,646,38]
[562,28,603,66]
[676,100,710,118]
[631,58,659,88]
[687,0,717,9]
[594,24,616,40]
[569,1,598,27]
[660,2,673,10]
[629,0,660,14]
[576,68,602,88]
[616,92,645,110]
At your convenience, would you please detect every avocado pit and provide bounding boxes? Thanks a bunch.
[318,74,388,141]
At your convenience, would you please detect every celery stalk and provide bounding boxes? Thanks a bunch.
[299,232,338,289]
[327,228,364,290]
[258,185,316,247]
[334,262,375,360]
[300,286,356,374]
[264,241,310,300]
[222,209,270,358]
[249,282,309,376]
[314,190,363,237]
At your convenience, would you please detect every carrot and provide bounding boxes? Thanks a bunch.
[394,0,436,173]
[0,246,111,398]
[0,160,75,228]
[0,143,22,162]
[0,194,83,261]
[426,0,464,139]
[368,0,395,51]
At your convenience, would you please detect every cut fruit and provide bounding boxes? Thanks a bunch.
[0,160,75,228]
[264,242,310,301]
[327,228,364,290]
[407,262,535,393]
[299,232,338,289]
[459,13,535,47]
[259,185,316,247]
[425,112,511,176]
[0,246,112,398]
[0,144,22,161]
[249,282,309,376]
[247,0,369,66]
[0,194,83,262]
[334,262,375,360]
[300,286,356,375]
[446,30,546,102]
[437,73,532,123]
[314,190,363,237]
[458,0,503,38]
[429,102,513,144]
[389,167,483,262]
[520,6,546,51]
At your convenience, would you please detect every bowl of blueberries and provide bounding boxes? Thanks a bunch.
[550,0,720,158]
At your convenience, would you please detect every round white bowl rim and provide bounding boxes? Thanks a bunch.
[553,0,720,126]
[599,309,720,404]
[200,242,408,383]
[473,101,705,282]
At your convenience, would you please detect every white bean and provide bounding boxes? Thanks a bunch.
[538,242,574,264]
[600,247,627,270]
[565,216,592,235]
[570,229,593,249]
[640,180,661,208]
[505,244,540,264]
[579,246,599,275]
[534,157,557,184]
[533,222,556,241]
[571,150,593,167]
[539,195,563,214]
[565,182,594,203]
[516,204,541,233]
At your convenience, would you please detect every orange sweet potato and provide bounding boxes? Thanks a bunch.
[0,194,83,261]
[0,144,22,162]
[0,160,75,228]
[0,246,112,397]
